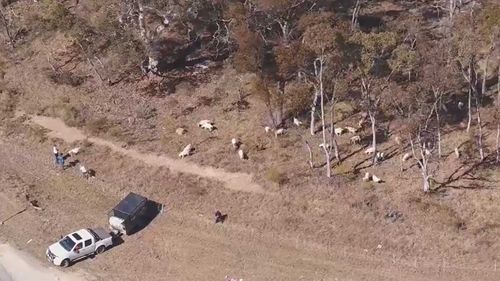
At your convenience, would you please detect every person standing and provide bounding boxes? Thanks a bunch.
[52,145,59,163]
[56,153,65,170]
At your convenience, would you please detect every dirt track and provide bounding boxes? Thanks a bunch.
[26,113,266,194]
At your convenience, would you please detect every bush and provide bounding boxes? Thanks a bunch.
[266,167,287,185]
[41,0,74,30]
[47,71,85,87]
[86,117,110,134]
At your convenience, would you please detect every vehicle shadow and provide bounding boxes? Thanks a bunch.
[128,199,164,236]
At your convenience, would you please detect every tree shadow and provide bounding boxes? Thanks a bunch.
[434,154,498,191]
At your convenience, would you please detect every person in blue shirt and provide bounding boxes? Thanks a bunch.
[56,153,65,170]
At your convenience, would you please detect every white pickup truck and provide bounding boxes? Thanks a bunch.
[46,228,113,267]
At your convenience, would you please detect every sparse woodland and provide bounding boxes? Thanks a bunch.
[0,0,499,192]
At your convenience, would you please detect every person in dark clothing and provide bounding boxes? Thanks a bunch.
[56,153,65,170]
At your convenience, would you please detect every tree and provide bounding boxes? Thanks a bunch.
[360,78,380,165]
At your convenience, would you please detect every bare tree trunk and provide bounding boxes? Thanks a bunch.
[369,111,377,164]
[304,141,314,169]
[435,103,442,158]
[310,88,318,136]
[449,0,456,20]
[476,57,488,162]
[476,104,484,161]
[432,88,442,158]
[329,83,340,163]
[410,135,430,192]
[496,124,500,164]
[351,0,361,30]
[0,9,14,46]
[317,57,331,178]
[497,66,500,107]
[467,67,472,133]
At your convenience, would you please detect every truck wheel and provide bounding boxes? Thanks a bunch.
[96,246,106,255]
[60,259,70,267]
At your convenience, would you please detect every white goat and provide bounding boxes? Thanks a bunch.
[264,126,271,133]
[358,118,365,128]
[198,120,215,131]
[376,152,385,162]
[372,175,382,183]
[238,149,247,160]
[319,143,331,149]
[178,144,193,158]
[231,138,240,149]
[364,147,375,154]
[362,172,371,182]
[176,128,187,135]
[350,135,361,144]
[293,117,302,126]
[68,147,81,156]
[402,152,412,162]
[345,126,357,134]
[454,147,460,158]
[458,101,464,110]
[79,164,89,179]
[334,127,344,136]
[274,128,285,137]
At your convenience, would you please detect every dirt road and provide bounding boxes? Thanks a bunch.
[25,113,266,194]
[0,243,89,281]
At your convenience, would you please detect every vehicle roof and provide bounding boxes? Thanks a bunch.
[70,229,93,242]
[113,192,148,218]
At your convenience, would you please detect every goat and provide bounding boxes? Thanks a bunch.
[358,118,366,128]
[376,152,385,162]
[350,135,361,144]
[319,143,331,149]
[334,127,344,136]
[458,101,464,110]
[402,152,411,162]
[345,126,357,134]
[362,172,371,182]
[198,120,215,131]
[79,164,89,179]
[68,147,81,156]
[176,128,187,135]
[393,135,402,146]
[364,147,375,154]
[178,144,193,158]
[231,138,240,149]
[264,126,271,133]
[372,175,382,183]
[238,149,247,160]
[293,117,302,126]
[454,147,460,158]
[274,128,285,137]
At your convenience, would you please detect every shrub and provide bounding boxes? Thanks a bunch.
[41,0,74,30]
[58,104,83,127]
[86,117,110,134]
[266,167,287,185]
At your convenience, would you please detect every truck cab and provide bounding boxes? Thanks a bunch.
[46,228,113,267]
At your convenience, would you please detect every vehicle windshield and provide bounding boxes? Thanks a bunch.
[59,236,76,251]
